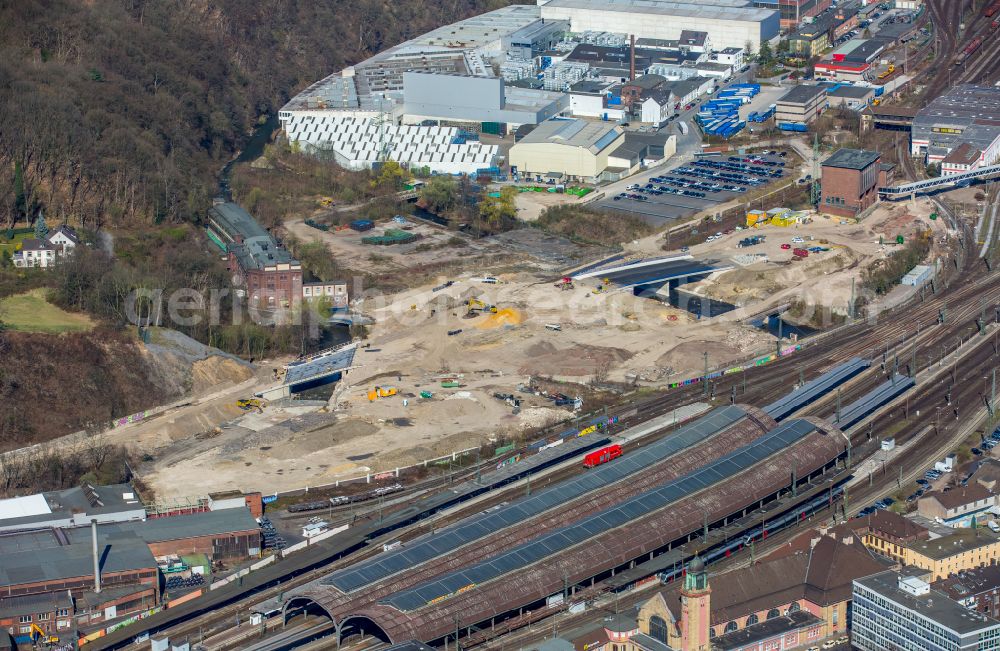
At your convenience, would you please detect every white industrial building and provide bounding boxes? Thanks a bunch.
[401,72,568,127]
[537,0,780,51]
[281,116,498,175]
[509,118,627,181]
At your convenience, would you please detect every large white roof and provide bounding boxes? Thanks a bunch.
[0,494,51,521]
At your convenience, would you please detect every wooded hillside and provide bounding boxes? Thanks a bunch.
[0,0,510,229]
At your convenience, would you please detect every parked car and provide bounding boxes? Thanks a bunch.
[973,447,983,455]
[916,478,929,486]
[781,243,792,250]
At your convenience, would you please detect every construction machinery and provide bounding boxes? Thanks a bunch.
[467,298,498,314]
[30,623,59,645]
[237,398,264,412]
[877,63,895,80]
[367,386,398,401]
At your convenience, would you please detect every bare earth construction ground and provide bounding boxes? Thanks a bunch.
[91,198,952,502]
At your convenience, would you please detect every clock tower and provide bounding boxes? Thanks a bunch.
[680,556,711,651]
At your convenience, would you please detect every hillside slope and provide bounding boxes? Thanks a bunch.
[0,0,511,229]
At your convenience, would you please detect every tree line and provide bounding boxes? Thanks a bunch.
[0,0,513,230]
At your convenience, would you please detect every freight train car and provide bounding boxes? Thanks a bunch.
[954,36,983,65]
[583,444,623,468]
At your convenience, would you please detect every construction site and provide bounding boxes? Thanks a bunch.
[61,181,948,505]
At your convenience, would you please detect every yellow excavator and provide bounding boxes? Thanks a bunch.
[367,386,398,401]
[467,299,498,314]
[237,398,264,412]
[30,623,59,644]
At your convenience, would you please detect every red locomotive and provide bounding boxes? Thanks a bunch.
[583,444,623,468]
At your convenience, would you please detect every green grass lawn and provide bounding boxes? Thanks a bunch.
[0,233,29,258]
[0,289,95,333]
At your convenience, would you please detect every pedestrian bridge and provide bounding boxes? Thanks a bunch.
[879,163,1000,198]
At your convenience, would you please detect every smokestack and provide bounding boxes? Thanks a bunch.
[630,34,636,81]
[92,520,101,593]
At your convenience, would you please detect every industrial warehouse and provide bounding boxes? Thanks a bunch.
[910,84,1000,174]
[278,1,781,175]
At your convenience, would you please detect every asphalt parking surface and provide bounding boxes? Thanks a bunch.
[597,152,791,225]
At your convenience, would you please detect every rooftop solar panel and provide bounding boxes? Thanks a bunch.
[323,405,749,593]
[382,418,818,612]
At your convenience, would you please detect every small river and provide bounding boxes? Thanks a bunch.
[218,114,280,200]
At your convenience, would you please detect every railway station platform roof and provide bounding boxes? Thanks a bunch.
[287,416,846,643]
[832,374,914,430]
[763,357,870,422]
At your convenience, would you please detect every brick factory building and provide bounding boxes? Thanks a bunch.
[0,527,159,600]
[0,508,259,601]
[206,201,302,309]
[129,509,261,561]
[819,148,891,219]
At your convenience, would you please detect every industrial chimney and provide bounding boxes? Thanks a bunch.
[629,34,636,81]
[92,520,102,593]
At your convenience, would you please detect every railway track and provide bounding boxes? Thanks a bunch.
[108,222,997,650]
[479,333,1000,651]
[922,0,999,99]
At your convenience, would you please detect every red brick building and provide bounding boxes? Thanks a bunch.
[820,148,891,219]
[206,202,302,309]
[133,509,261,561]
[0,528,158,600]
[0,592,74,643]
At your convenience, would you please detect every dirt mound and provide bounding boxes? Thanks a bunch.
[520,343,633,377]
[191,356,255,394]
[143,327,254,397]
[476,307,524,329]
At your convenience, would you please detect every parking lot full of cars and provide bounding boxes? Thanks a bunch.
[607,152,789,221]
